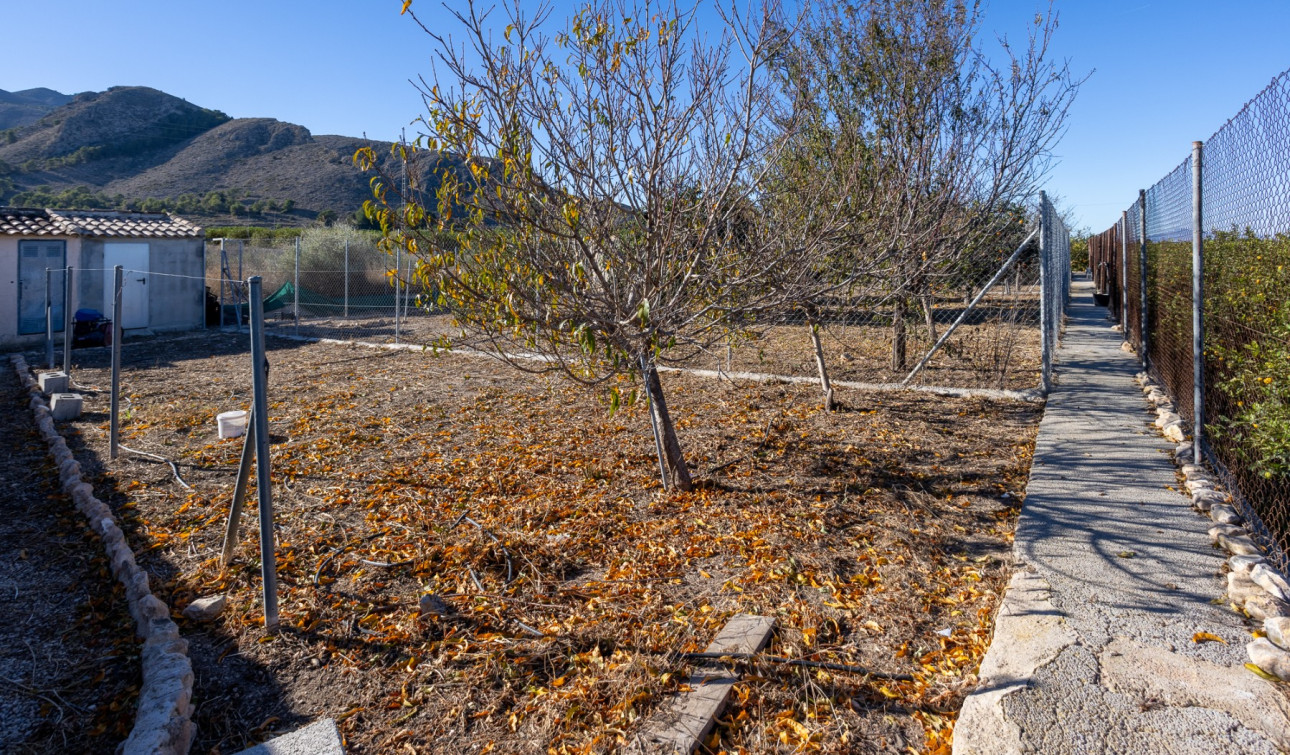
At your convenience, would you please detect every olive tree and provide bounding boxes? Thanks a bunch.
[359,0,825,490]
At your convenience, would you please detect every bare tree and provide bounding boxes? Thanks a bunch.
[359,0,822,490]
[774,0,1082,380]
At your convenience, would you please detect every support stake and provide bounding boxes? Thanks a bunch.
[220,405,256,567]
[903,228,1037,386]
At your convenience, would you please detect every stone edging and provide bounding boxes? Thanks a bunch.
[1136,370,1290,681]
[9,354,195,754]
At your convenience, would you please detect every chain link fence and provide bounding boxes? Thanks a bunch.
[1093,68,1290,575]
[205,228,445,346]
[203,206,1069,393]
[1088,222,1121,321]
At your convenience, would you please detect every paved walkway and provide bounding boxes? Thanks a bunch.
[954,280,1290,754]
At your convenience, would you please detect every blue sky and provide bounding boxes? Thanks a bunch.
[5,0,1289,233]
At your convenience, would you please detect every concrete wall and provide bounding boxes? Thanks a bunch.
[0,235,82,349]
[77,238,205,333]
[2,236,203,349]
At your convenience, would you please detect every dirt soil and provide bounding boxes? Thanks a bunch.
[0,366,142,753]
[44,331,1041,754]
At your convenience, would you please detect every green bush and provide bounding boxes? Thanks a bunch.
[1206,230,1290,480]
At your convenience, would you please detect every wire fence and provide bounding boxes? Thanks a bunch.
[200,210,1069,393]
[1093,68,1290,576]
[204,230,444,346]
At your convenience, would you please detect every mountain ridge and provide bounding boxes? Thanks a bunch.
[0,85,447,224]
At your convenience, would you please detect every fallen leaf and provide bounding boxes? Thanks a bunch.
[1118,551,1135,558]
[1246,663,1281,681]
[1192,632,1226,644]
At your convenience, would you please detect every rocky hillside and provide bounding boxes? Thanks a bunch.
[0,88,76,130]
[0,86,452,223]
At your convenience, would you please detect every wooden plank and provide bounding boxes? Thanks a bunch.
[631,614,775,753]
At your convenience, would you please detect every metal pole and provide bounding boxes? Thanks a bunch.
[1120,211,1129,335]
[248,276,279,629]
[293,236,301,336]
[1139,189,1149,370]
[110,266,123,460]
[220,405,255,567]
[238,240,245,333]
[201,239,208,331]
[1191,141,1205,465]
[343,238,350,319]
[62,266,74,376]
[394,244,402,344]
[218,238,226,329]
[1039,191,1052,394]
[45,268,54,369]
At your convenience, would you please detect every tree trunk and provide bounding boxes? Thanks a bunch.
[808,319,835,412]
[920,293,938,343]
[891,295,907,372]
[644,362,693,491]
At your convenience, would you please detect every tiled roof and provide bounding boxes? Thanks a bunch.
[0,208,63,236]
[0,208,204,239]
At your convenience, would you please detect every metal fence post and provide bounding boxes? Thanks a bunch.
[45,268,54,369]
[1191,141,1205,465]
[344,238,350,319]
[1138,189,1149,370]
[248,276,280,630]
[62,266,74,376]
[1039,191,1052,393]
[110,266,123,460]
[217,238,226,329]
[293,236,301,336]
[395,244,402,344]
[1120,211,1129,335]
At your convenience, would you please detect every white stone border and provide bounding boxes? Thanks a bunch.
[10,354,194,754]
[1136,370,1290,681]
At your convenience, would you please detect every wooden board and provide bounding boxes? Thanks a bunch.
[630,614,775,753]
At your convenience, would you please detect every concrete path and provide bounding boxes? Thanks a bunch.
[955,280,1290,754]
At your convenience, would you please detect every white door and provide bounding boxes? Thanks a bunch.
[104,243,149,329]
[18,240,66,335]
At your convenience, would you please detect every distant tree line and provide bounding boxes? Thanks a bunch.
[4,185,299,217]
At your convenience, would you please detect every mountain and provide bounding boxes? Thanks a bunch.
[0,87,77,130]
[0,85,453,224]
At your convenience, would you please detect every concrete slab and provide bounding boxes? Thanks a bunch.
[954,280,1290,754]
[235,718,343,755]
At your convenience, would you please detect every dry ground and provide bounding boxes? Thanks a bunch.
[264,289,1043,393]
[0,367,141,753]
[46,331,1041,754]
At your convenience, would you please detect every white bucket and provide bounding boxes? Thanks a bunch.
[217,410,249,439]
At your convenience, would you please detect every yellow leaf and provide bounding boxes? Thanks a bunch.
[1192,632,1226,644]
[400,0,412,14]
[1246,663,1281,681]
